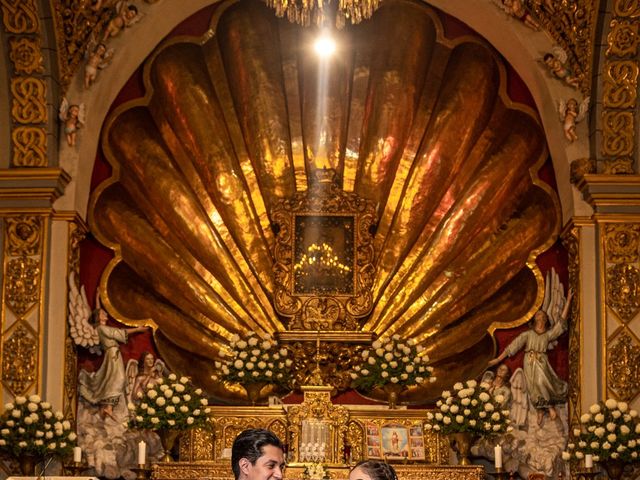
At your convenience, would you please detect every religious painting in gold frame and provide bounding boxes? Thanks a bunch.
[272,169,376,331]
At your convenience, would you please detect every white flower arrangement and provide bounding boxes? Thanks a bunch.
[350,334,435,390]
[128,373,211,431]
[562,398,640,464]
[303,463,330,480]
[424,380,512,435]
[213,333,292,388]
[0,395,77,458]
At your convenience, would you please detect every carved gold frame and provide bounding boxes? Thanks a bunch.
[272,170,376,331]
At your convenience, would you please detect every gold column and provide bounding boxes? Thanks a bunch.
[599,0,639,174]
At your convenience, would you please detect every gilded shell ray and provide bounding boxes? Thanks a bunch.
[91,0,559,402]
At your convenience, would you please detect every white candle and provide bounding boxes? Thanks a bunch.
[494,445,503,469]
[73,446,82,463]
[585,454,593,469]
[138,441,146,465]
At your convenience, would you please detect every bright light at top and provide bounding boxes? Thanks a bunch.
[313,33,336,57]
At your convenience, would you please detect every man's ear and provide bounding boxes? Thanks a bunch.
[239,457,252,476]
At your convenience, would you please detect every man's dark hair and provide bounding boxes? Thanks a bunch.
[231,428,284,480]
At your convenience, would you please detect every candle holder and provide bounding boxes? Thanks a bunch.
[64,461,87,476]
[488,467,511,480]
[131,464,152,480]
[573,467,599,480]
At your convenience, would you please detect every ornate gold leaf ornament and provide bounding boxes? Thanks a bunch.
[607,332,640,401]
[263,0,380,28]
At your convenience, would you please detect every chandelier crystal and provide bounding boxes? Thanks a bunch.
[263,0,382,28]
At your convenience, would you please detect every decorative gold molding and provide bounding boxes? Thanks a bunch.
[10,77,47,124]
[561,222,581,431]
[600,0,639,172]
[1,321,37,395]
[606,263,640,321]
[528,0,598,95]
[9,37,44,75]
[604,223,640,263]
[607,331,640,401]
[0,0,39,34]
[10,127,47,167]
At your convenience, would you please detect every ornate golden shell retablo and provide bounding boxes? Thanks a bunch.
[91,0,559,403]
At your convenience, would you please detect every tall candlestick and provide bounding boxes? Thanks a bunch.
[138,441,146,465]
[494,444,503,469]
[73,446,82,463]
[585,454,593,469]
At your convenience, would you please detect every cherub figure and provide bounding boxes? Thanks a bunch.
[488,268,573,427]
[125,351,166,405]
[497,0,540,30]
[558,97,589,142]
[542,47,581,89]
[102,2,140,41]
[68,274,148,420]
[84,39,114,89]
[58,98,86,147]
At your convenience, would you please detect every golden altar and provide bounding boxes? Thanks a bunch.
[153,386,484,480]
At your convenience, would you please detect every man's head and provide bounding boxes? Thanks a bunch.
[231,428,285,480]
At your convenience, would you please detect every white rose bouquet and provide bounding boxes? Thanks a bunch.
[424,380,512,435]
[214,333,292,388]
[350,335,435,390]
[128,373,211,430]
[563,398,640,464]
[0,395,77,458]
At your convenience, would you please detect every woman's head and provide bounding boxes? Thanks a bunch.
[349,461,398,480]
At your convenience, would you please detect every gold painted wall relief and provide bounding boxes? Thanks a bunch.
[603,222,640,402]
[0,215,45,398]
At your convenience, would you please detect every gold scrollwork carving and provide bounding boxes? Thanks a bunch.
[0,0,39,34]
[63,335,77,422]
[607,19,640,57]
[5,256,41,316]
[346,420,364,462]
[179,427,214,461]
[528,0,597,94]
[1,322,37,395]
[6,216,42,256]
[605,224,640,264]
[9,37,44,74]
[602,157,635,174]
[602,110,635,157]
[287,341,364,391]
[612,0,640,18]
[10,77,47,124]
[606,263,640,321]
[607,331,640,401]
[562,225,581,429]
[11,126,47,166]
[603,61,639,108]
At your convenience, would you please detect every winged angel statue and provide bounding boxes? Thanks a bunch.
[68,272,147,420]
[482,269,573,476]
[488,268,572,426]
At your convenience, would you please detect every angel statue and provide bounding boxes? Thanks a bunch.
[102,2,141,41]
[542,47,581,89]
[69,277,148,420]
[495,0,540,30]
[488,268,573,427]
[558,97,589,142]
[59,98,86,147]
[84,37,114,89]
[126,351,166,405]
